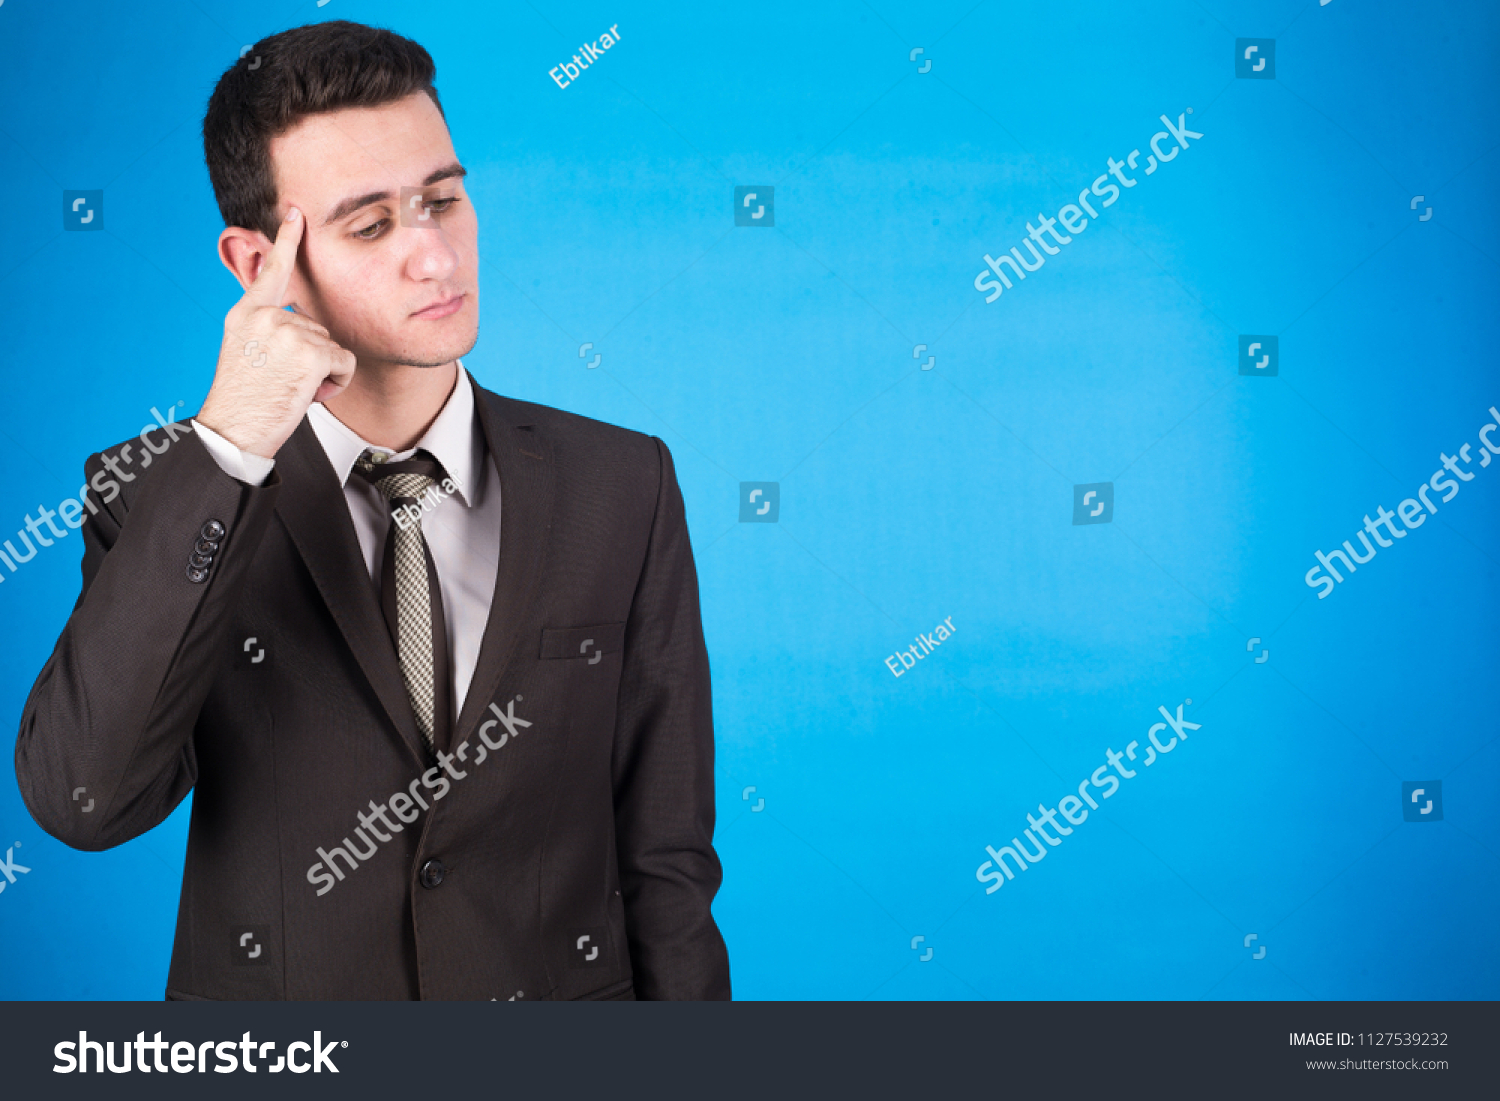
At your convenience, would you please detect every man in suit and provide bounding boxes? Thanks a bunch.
[13,20,731,1001]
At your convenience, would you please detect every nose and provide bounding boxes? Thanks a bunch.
[404,223,460,283]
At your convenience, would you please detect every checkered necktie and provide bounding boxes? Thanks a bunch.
[353,448,452,755]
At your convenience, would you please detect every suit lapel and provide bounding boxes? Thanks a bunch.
[273,417,428,768]
[455,381,556,742]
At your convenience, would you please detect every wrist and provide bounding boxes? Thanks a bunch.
[196,401,281,461]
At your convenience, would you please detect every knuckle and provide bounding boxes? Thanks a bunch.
[247,306,280,331]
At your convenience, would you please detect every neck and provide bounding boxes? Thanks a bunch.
[322,360,460,451]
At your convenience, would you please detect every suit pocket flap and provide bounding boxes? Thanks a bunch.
[540,622,626,660]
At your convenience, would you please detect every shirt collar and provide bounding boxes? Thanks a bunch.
[306,362,484,507]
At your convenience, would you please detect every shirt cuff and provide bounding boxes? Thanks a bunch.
[191,420,276,487]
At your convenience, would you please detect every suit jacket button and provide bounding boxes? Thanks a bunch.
[201,519,226,541]
[189,551,213,569]
[195,537,220,555]
[419,859,445,889]
[186,564,209,584]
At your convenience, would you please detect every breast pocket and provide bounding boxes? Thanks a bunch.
[539,622,627,664]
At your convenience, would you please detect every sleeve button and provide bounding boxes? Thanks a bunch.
[201,519,226,540]
[419,859,446,889]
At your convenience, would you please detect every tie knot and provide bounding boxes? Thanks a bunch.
[353,449,448,507]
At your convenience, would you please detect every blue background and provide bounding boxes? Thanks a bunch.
[1,0,1497,1000]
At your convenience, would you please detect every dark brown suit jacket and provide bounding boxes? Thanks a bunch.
[14,376,731,1000]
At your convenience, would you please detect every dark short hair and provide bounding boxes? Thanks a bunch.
[203,20,445,240]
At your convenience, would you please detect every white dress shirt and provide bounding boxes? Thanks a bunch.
[191,364,502,715]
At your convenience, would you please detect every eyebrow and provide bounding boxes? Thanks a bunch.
[321,162,468,227]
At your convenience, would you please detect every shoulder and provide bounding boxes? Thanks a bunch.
[473,385,683,521]
[475,385,669,471]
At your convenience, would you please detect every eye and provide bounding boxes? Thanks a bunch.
[350,196,462,241]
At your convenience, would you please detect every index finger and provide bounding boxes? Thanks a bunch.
[245,206,305,309]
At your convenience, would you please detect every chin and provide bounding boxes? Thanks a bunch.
[384,319,480,368]
[400,343,479,369]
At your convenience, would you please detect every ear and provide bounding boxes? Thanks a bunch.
[219,225,275,293]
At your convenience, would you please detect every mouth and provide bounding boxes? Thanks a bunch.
[411,293,465,320]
